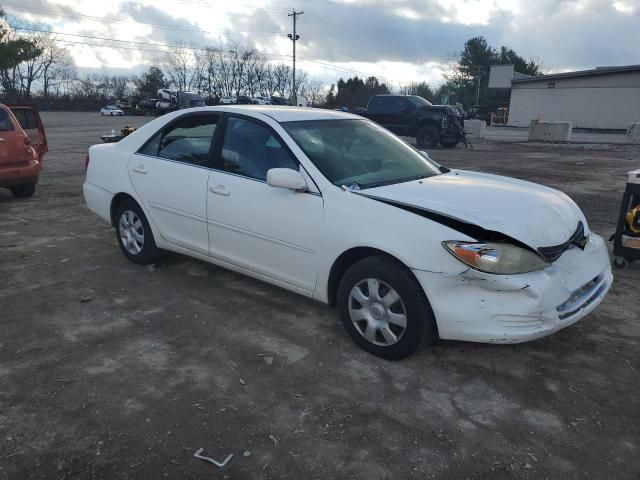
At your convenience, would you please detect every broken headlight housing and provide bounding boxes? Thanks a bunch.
[443,241,549,275]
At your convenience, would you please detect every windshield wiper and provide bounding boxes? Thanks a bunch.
[341,181,362,191]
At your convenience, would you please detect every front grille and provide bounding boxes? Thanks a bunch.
[538,222,587,262]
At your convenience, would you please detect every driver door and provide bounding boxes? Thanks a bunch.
[207,115,323,293]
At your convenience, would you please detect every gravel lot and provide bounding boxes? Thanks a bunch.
[1,111,639,479]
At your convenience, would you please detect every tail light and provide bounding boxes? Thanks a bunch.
[84,151,90,171]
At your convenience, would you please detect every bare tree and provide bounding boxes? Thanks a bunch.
[109,75,130,99]
[40,36,76,100]
[165,43,196,91]
[301,79,325,106]
[272,63,292,97]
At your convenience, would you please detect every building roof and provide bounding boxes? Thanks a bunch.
[511,64,640,84]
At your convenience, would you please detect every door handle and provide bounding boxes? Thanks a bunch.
[209,184,230,196]
[132,165,147,174]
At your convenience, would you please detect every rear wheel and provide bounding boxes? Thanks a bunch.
[416,126,440,149]
[337,255,436,360]
[115,199,160,265]
[10,183,36,198]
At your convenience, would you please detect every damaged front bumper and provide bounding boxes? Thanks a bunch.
[414,233,613,343]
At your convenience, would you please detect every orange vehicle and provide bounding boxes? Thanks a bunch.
[0,103,48,197]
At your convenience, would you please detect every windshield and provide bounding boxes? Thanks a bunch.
[282,119,441,189]
[408,96,432,107]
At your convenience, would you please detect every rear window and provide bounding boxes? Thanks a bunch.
[10,109,38,130]
[0,109,15,131]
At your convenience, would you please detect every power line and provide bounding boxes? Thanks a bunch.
[174,0,292,11]
[10,24,382,78]
[3,4,287,37]
[10,25,292,58]
[8,25,399,83]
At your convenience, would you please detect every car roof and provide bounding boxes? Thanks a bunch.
[184,105,360,122]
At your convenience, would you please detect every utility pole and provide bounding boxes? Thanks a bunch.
[475,72,481,106]
[288,9,303,105]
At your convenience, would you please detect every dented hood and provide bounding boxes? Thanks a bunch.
[363,170,586,248]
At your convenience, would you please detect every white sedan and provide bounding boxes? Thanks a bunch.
[100,106,125,116]
[252,96,271,105]
[83,106,613,359]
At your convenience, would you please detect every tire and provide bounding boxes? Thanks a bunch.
[115,198,161,265]
[612,256,628,269]
[111,112,114,116]
[337,255,436,360]
[416,125,440,149]
[10,183,36,198]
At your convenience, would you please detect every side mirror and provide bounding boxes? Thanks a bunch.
[266,168,308,192]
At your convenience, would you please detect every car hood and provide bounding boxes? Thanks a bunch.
[362,170,585,248]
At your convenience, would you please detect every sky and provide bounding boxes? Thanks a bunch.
[4,0,640,88]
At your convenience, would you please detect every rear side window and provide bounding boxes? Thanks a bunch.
[0,109,15,132]
[140,115,218,167]
[367,96,389,114]
[11,109,38,130]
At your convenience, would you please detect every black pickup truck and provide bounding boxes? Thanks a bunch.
[365,95,465,148]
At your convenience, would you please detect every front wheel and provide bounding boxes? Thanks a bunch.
[440,140,458,148]
[115,199,161,265]
[10,183,36,198]
[337,256,436,360]
[613,256,628,269]
[416,126,440,149]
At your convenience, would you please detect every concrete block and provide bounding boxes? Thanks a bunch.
[528,120,572,142]
[627,123,640,144]
[464,120,485,139]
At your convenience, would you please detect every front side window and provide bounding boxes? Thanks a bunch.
[140,115,218,167]
[408,96,432,107]
[283,119,441,189]
[221,116,298,181]
[0,109,14,132]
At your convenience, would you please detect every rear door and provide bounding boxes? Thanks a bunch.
[389,97,414,136]
[128,113,219,255]
[8,106,48,161]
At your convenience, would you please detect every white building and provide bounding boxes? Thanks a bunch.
[507,65,640,129]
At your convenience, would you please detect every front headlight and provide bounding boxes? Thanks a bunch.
[443,241,549,274]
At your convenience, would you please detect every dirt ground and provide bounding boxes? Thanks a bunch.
[1,111,639,479]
